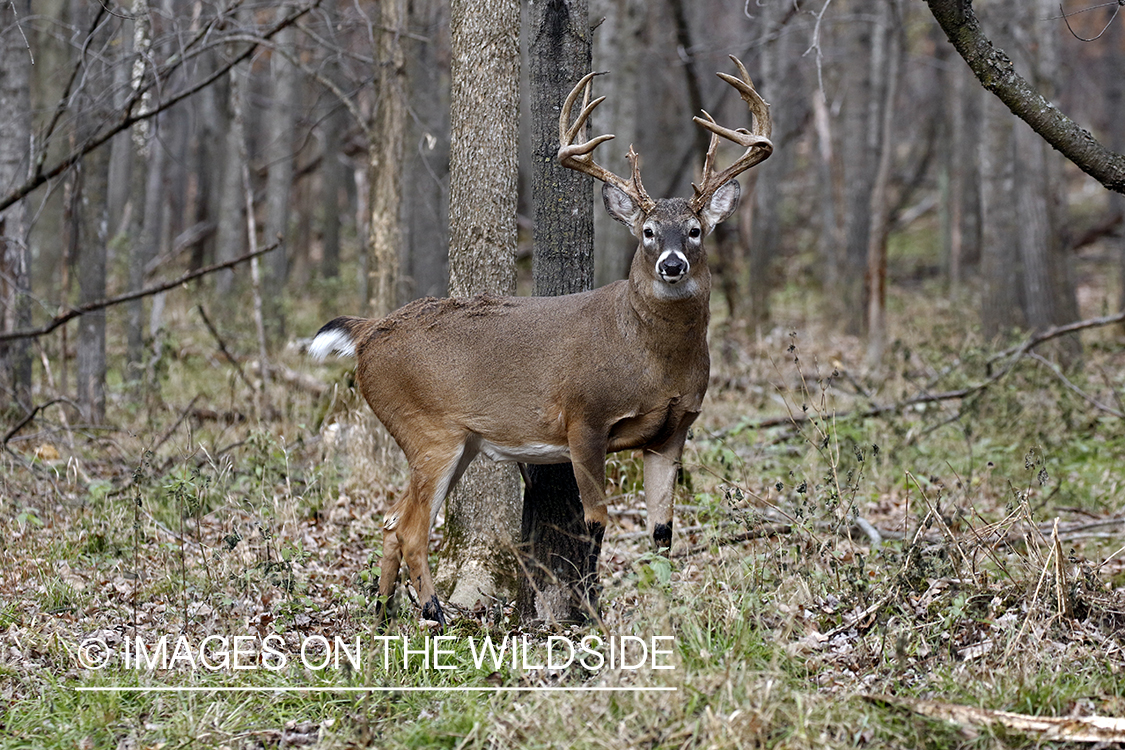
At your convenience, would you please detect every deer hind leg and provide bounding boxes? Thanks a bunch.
[385,434,473,628]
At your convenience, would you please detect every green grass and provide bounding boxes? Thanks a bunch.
[2,274,1125,749]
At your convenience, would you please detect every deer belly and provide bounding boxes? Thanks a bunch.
[477,438,571,464]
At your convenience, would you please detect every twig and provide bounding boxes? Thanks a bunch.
[196,306,256,395]
[151,394,203,454]
[0,244,277,343]
[1028,352,1124,418]
[2,397,75,445]
[738,310,1125,431]
[672,524,792,558]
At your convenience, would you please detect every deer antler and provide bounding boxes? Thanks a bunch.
[558,71,655,213]
[688,56,774,213]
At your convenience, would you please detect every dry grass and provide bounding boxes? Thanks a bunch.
[2,260,1125,749]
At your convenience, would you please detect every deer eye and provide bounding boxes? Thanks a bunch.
[688,227,701,238]
[643,227,654,238]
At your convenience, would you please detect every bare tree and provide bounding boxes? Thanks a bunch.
[403,0,450,301]
[865,0,904,366]
[436,0,522,612]
[591,0,645,288]
[0,0,33,413]
[263,18,300,344]
[73,2,113,424]
[1110,7,1125,329]
[367,0,408,318]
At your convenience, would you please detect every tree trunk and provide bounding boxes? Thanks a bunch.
[746,1,789,331]
[215,56,247,298]
[591,0,644,288]
[263,18,299,345]
[840,0,878,334]
[367,0,408,319]
[865,0,903,367]
[1109,3,1125,331]
[812,88,841,291]
[518,0,595,626]
[437,0,522,613]
[74,4,112,425]
[126,119,166,380]
[1012,0,1079,355]
[404,0,450,301]
[126,11,159,381]
[0,0,33,413]
[977,1,1022,340]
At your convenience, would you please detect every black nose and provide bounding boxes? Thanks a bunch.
[659,257,687,278]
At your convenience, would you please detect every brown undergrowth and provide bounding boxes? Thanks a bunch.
[1,274,1125,748]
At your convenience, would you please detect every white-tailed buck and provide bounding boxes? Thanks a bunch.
[310,56,772,626]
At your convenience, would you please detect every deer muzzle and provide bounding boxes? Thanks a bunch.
[656,249,690,284]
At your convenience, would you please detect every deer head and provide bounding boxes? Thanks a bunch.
[558,55,773,298]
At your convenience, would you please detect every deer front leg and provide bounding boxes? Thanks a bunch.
[568,426,610,604]
[643,415,697,552]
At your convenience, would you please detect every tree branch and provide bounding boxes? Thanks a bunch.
[924,0,1125,194]
[739,309,1125,431]
[0,243,277,343]
[0,1,320,215]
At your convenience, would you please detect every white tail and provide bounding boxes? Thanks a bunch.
[311,57,772,627]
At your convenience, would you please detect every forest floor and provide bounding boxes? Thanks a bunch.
[2,263,1125,749]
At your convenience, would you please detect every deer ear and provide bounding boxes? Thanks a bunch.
[602,183,644,232]
[700,179,740,235]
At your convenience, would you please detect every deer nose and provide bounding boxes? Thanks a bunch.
[657,252,689,283]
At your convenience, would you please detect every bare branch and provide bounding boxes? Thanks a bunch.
[0,1,321,215]
[924,0,1125,193]
[0,243,277,343]
[739,310,1125,431]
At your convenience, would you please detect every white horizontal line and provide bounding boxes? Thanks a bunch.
[75,685,677,693]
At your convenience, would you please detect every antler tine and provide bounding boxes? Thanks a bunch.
[688,55,774,213]
[558,72,655,212]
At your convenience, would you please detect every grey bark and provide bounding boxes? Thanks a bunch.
[367,0,408,318]
[840,0,878,334]
[518,0,595,625]
[263,19,299,344]
[126,10,160,380]
[865,0,903,367]
[1109,6,1125,328]
[74,1,113,424]
[320,99,345,282]
[977,2,1022,340]
[1012,0,1078,354]
[106,18,136,238]
[215,58,247,298]
[0,0,33,412]
[591,0,644,287]
[746,2,789,331]
[438,0,522,611]
[126,120,166,378]
[403,0,450,301]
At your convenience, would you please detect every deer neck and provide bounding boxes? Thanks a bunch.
[622,253,711,348]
